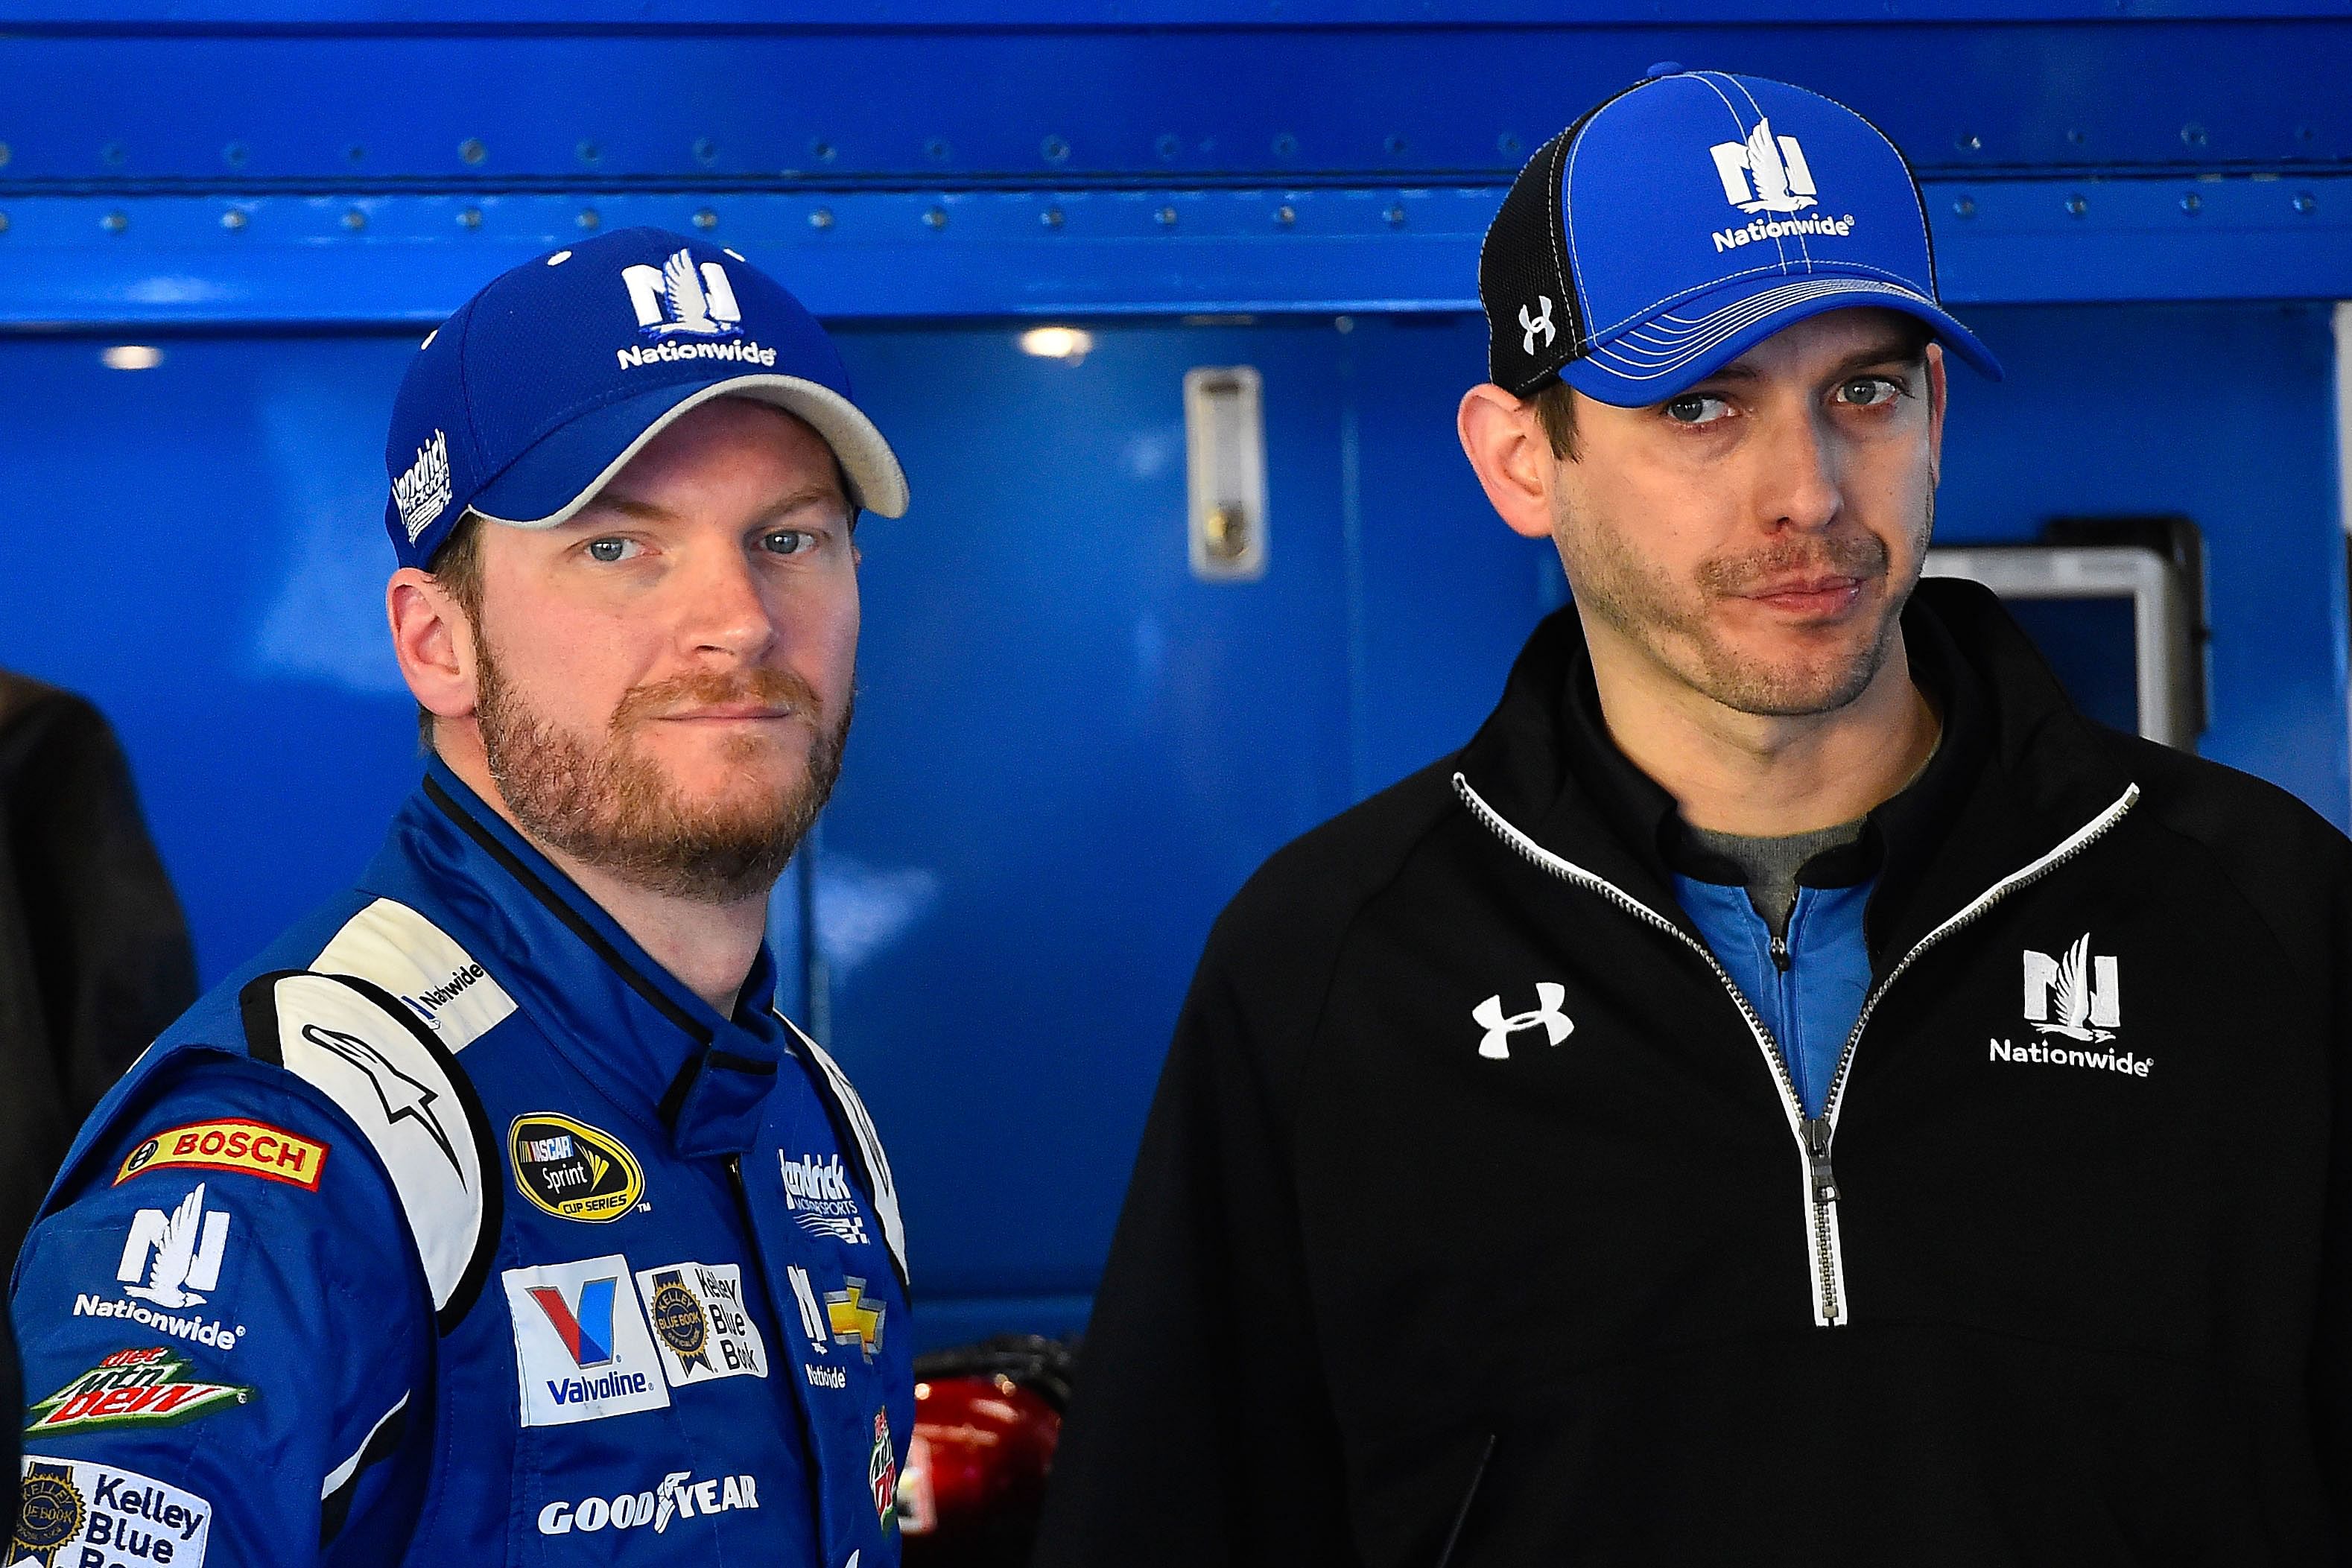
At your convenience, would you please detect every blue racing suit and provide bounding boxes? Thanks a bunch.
[7,759,913,1567]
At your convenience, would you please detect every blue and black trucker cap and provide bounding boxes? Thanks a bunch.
[1480,69,2000,407]
[383,226,908,570]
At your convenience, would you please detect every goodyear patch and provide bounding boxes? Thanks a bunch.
[115,1119,329,1192]
[509,1113,644,1223]
[26,1348,252,1437]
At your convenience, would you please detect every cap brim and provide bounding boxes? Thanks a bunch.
[471,374,910,528]
[1560,274,2001,409]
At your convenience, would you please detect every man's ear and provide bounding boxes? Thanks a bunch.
[1924,342,1947,486]
[1457,384,1559,542]
[387,568,479,722]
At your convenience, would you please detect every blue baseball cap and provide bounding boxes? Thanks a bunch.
[1478,69,2000,407]
[383,226,908,570]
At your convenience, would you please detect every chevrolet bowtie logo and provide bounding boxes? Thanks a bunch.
[825,1277,886,1363]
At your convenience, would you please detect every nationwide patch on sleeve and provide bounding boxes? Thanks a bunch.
[113,1119,329,1193]
[13,1454,212,1567]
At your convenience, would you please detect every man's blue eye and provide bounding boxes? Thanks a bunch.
[763,531,809,556]
[587,539,628,562]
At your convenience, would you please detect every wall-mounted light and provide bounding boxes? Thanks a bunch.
[102,345,163,370]
[1018,326,1092,364]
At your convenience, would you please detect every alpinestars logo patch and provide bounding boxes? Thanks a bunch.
[392,429,451,543]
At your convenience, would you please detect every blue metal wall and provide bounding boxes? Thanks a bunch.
[4,7,2349,1346]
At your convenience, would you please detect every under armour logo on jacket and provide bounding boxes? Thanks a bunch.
[1519,296,1556,355]
[1472,983,1573,1060]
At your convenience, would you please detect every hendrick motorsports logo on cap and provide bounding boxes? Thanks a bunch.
[393,429,452,544]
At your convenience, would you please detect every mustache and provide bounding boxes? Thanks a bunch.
[1696,531,1889,596]
[609,666,824,731]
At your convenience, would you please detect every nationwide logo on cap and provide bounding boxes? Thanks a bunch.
[624,248,744,340]
[1710,118,1818,214]
[393,429,452,543]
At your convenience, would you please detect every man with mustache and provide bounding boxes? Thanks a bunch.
[1040,72,2352,1564]
[8,229,913,1566]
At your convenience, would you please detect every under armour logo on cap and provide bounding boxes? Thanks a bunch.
[1519,296,1556,355]
[1473,983,1574,1061]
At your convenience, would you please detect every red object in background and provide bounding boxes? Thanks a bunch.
[901,1373,1062,1567]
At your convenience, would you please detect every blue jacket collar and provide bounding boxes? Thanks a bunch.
[358,758,785,1158]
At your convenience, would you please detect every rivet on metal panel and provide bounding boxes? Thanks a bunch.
[2065,194,2088,218]
[809,207,834,229]
[0,212,10,234]
[0,142,10,168]
[221,208,247,231]
[1275,204,1296,226]
[693,208,717,230]
[343,208,366,231]
[2180,192,2202,215]
[1272,133,1298,156]
[2180,123,2208,148]
[812,139,837,162]
[101,142,125,166]
[1042,206,1065,229]
[222,142,247,166]
[1042,135,1070,163]
[1951,195,1976,218]
[1955,133,1981,152]
[1156,205,1178,227]
[101,211,127,233]
[2065,128,2086,147]
[345,145,364,164]
[1384,134,1408,156]
[577,209,600,229]
[923,206,948,229]
[1155,133,1180,159]
[460,138,486,165]
[925,139,950,161]
[458,206,483,229]
[2297,125,2316,143]
[577,141,600,164]
[693,138,717,165]
[1386,204,1407,227]
[1334,315,1354,334]
[1498,132,1522,154]
[2294,192,2318,215]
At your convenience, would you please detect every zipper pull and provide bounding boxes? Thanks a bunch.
[1801,1117,1839,1204]
[1769,932,1791,972]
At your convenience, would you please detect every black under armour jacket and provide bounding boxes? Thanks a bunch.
[1034,577,2352,1567]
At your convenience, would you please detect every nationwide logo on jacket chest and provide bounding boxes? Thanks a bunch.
[10,1456,213,1568]
[510,1113,645,1222]
[27,1347,253,1435]
[1989,933,2152,1078]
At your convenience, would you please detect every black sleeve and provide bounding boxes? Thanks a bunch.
[1033,906,1360,1568]
[2309,860,2352,1558]
[0,682,200,1258]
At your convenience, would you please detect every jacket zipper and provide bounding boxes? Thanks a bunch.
[1453,772,2138,1327]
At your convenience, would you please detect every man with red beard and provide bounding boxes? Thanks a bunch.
[1042,72,2352,1564]
[8,229,915,1567]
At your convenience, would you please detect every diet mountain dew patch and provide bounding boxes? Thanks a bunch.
[26,1348,253,1436]
[508,1113,644,1222]
[13,1456,213,1568]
